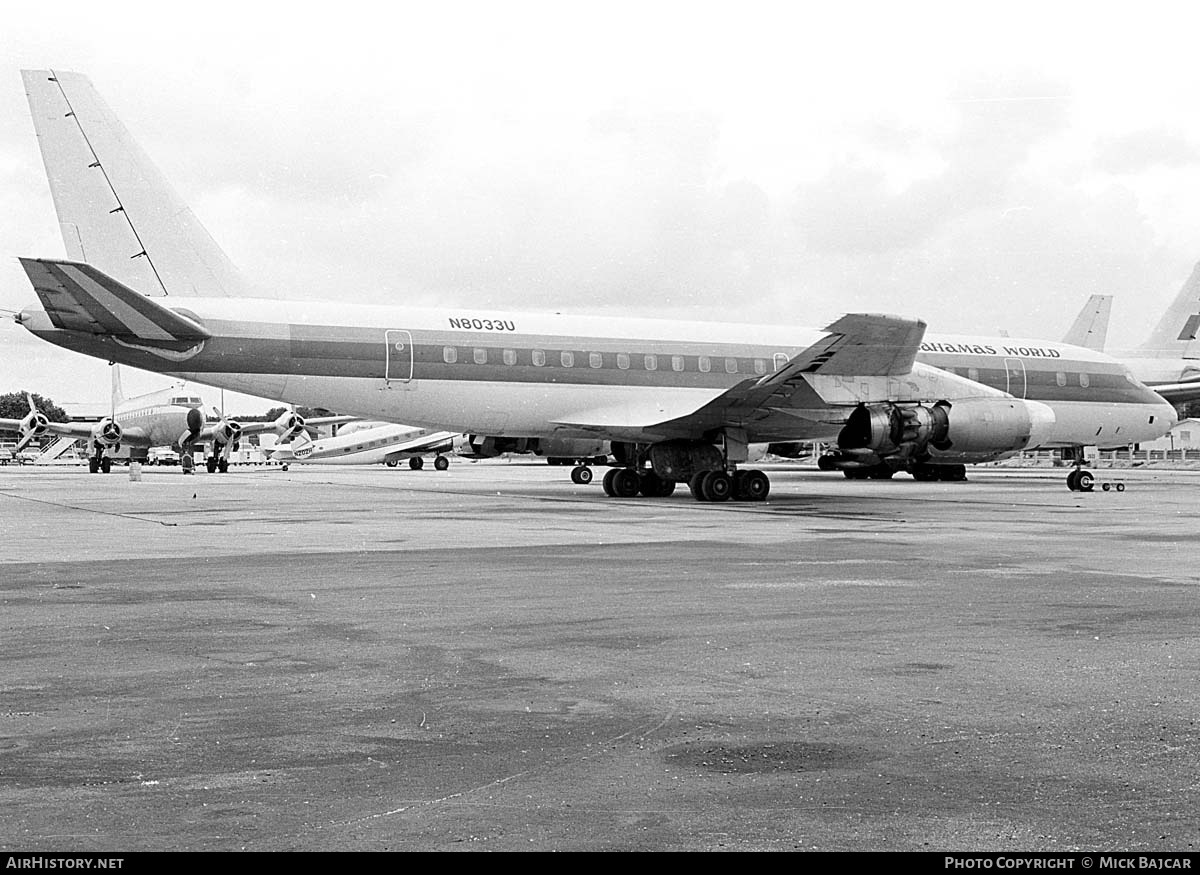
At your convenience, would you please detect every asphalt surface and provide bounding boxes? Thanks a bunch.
[0,460,1197,852]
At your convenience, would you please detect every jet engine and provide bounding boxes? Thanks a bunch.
[836,398,1055,465]
[534,437,609,463]
[453,434,534,458]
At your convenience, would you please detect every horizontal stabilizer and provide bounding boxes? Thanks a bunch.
[20,258,211,353]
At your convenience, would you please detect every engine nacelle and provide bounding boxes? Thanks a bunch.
[174,406,205,453]
[273,410,306,438]
[765,442,807,459]
[453,434,534,458]
[212,418,242,447]
[20,409,49,438]
[838,398,1055,464]
[648,439,723,482]
[534,438,609,460]
[91,417,123,448]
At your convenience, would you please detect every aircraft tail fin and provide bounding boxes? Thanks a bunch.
[111,363,126,410]
[19,258,211,357]
[1062,294,1112,351]
[1143,261,1200,359]
[22,69,252,298]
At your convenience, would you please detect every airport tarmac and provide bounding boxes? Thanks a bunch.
[0,459,1198,852]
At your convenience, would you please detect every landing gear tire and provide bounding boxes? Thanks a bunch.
[700,470,733,502]
[218,459,229,473]
[735,469,770,501]
[911,465,938,482]
[100,457,112,474]
[603,468,640,497]
[89,458,99,474]
[1067,469,1095,492]
[638,470,675,497]
[409,456,424,470]
[937,464,967,482]
[206,457,218,474]
[571,465,593,485]
[385,459,399,468]
[613,468,641,497]
[434,455,449,471]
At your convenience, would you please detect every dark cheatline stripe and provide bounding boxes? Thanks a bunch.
[48,317,1170,407]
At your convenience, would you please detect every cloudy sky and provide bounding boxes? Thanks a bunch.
[3,1,1200,412]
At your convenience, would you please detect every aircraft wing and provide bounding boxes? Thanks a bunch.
[0,418,90,441]
[0,418,153,452]
[380,431,457,462]
[232,415,360,440]
[552,313,927,439]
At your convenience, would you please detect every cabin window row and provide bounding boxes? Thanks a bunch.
[442,346,780,375]
[948,366,1094,388]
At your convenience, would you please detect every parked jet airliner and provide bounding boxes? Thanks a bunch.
[1052,264,1200,406]
[8,70,1178,498]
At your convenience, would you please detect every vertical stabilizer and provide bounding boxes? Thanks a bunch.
[1143,261,1200,359]
[22,69,252,298]
[1062,294,1112,351]
[111,364,125,409]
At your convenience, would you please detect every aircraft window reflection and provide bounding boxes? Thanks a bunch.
[1080,373,1090,388]
[645,354,658,371]
[1056,371,1067,387]
[617,353,630,370]
[968,367,979,382]
[503,349,516,366]
[725,358,738,374]
[698,356,711,373]
[443,346,457,364]
[672,355,684,372]
[561,351,575,367]
[474,348,487,365]
[533,349,546,366]
[589,352,603,368]
[773,353,788,371]
[754,359,766,375]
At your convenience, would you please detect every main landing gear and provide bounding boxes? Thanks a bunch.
[88,452,112,474]
[598,466,770,501]
[600,467,678,497]
[1066,467,1099,492]
[570,465,594,484]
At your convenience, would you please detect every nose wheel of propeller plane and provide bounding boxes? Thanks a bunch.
[570,465,593,484]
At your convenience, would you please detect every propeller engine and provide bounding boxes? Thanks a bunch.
[273,409,307,439]
[91,417,123,449]
[13,394,50,453]
[174,406,205,453]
